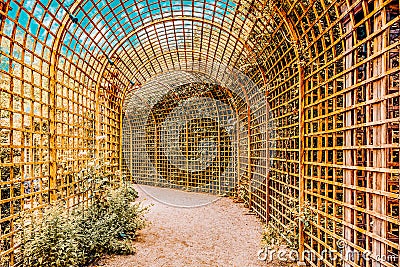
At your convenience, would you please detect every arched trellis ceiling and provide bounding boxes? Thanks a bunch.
[97,16,256,89]
[57,0,278,100]
[2,0,360,105]
[123,61,259,115]
[3,0,297,102]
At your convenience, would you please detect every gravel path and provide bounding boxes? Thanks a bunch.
[99,185,266,267]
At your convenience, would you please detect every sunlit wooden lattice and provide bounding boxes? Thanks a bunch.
[122,64,268,198]
[0,0,399,266]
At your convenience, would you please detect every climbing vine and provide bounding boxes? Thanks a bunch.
[261,198,317,250]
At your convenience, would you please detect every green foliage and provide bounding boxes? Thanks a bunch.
[73,184,147,263]
[18,183,148,267]
[237,184,249,205]
[261,199,316,250]
[284,199,316,249]
[19,205,84,267]
[80,160,116,200]
[261,221,283,248]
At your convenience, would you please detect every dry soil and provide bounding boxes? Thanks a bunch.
[97,185,268,267]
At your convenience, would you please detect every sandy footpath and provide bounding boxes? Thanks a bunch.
[97,184,268,267]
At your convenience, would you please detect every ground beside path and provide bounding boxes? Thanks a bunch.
[97,184,267,267]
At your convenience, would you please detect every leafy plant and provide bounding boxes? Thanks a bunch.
[261,221,284,248]
[237,184,249,205]
[80,159,116,201]
[19,205,84,267]
[18,182,148,267]
[73,184,147,263]
[261,198,316,250]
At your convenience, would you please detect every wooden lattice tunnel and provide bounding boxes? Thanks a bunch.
[0,0,399,266]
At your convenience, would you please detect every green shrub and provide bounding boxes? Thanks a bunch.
[74,185,147,263]
[260,199,316,250]
[19,205,85,267]
[261,221,284,249]
[19,183,148,267]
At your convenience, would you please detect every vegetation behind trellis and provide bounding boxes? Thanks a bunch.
[17,182,147,267]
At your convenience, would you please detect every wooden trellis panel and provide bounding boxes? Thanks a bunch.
[0,0,124,265]
[247,0,399,266]
[121,69,266,196]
